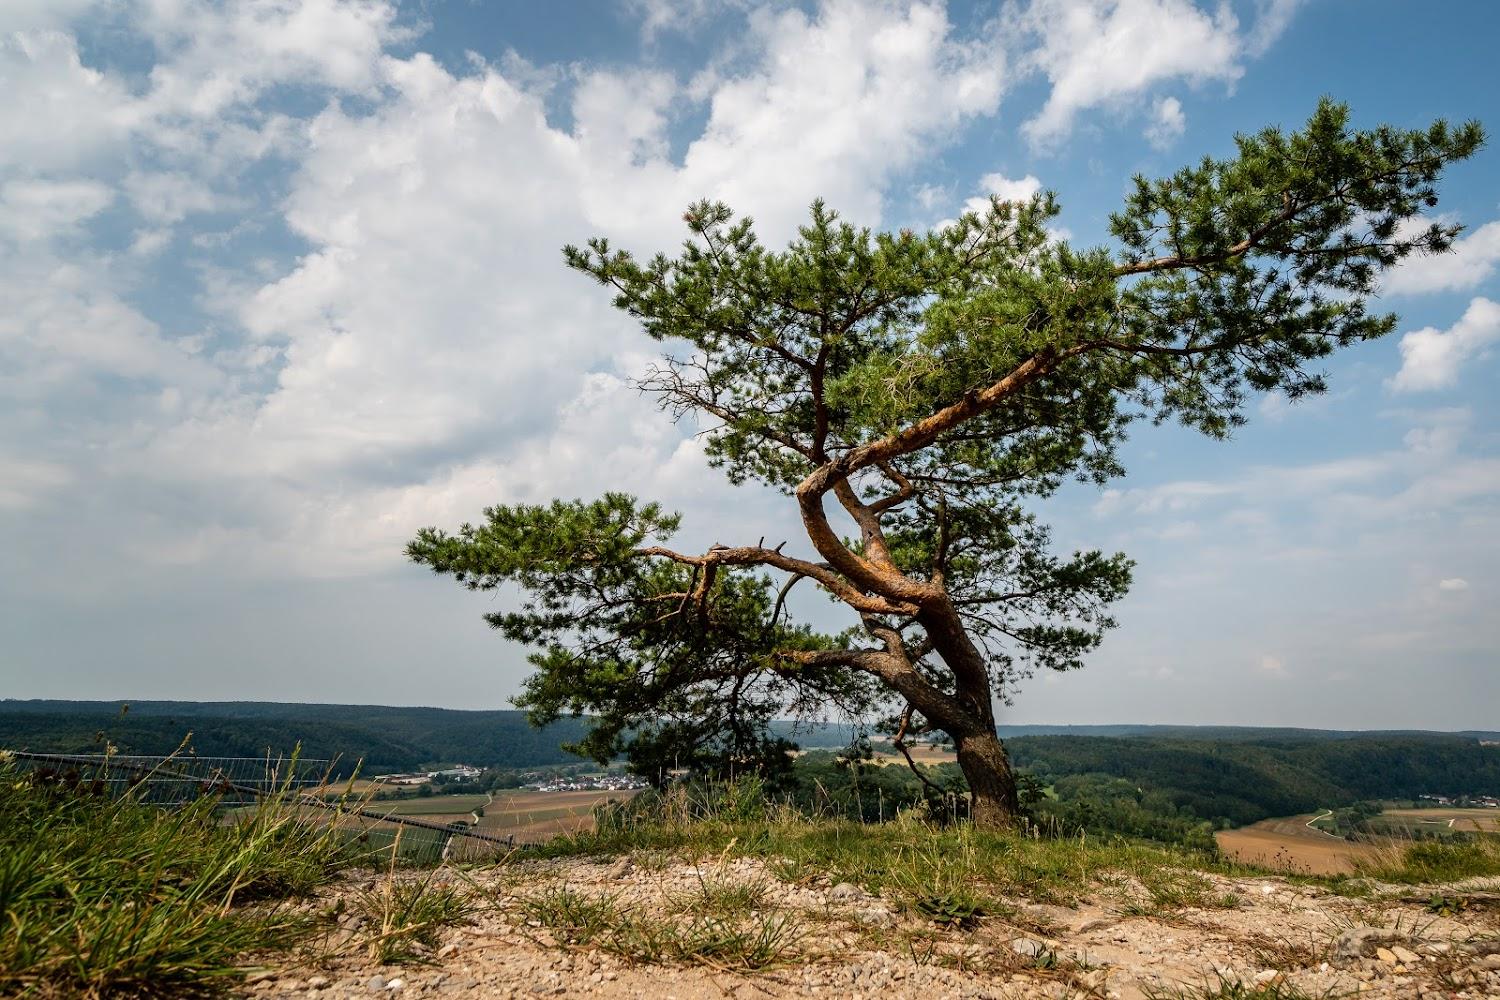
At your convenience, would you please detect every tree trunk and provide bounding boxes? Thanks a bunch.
[954,729,1020,829]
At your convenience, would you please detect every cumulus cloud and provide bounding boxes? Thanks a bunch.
[1016,0,1241,147]
[1243,0,1307,57]
[1388,297,1500,393]
[0,178,112,241]
[0,456,71,511]
[0,0,1033,586]
[1144,95,1185,148]
[4,0,1312,591]
[1383,218,1500,296]
[624,0,720,40]
[1258,654,1287,676]
[0,30,140,172]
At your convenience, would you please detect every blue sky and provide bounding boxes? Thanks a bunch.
[2,0,1497,729]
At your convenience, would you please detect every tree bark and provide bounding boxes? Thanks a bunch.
[954,729,1020,829]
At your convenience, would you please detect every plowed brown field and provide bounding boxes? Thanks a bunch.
[1214,813,1383,875]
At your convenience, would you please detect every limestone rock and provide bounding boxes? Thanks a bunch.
[828,882,864,903]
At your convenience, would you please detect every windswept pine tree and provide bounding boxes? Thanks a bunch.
[410,102,1483,828]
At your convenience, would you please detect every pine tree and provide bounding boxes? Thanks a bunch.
[409,101,1483,827]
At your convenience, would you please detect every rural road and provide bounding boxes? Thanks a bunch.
[1306,809,1341,839]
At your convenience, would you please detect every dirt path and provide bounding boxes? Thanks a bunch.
[240,857,1500,999]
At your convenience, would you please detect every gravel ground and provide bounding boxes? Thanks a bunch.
[238,857,1500,999]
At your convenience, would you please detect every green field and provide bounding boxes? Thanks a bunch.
[368,794,491,816]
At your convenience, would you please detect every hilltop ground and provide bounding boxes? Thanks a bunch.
[239,839,1500,1000]
[8,764,1500,1000]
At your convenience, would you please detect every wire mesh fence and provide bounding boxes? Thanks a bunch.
[6,750,337,806]
[3,750,526,863]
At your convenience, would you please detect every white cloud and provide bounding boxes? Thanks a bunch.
[123,170,223,225]
[1383,219,1500,296]
[1144,95,1185,148]
[0,456,71,510]
[9,0,1018,581]
[0,30,140,172]
[663,0,1008,238]
[1016,0,1241,147]
[977,172,1043,204]
[1388,297,1500,393]
[0,179,112,242]
[939,172,1044,229]
[1243,0,1307,57]
[1257,654,1287,676]
[132,0,407,120]
[1438,578,1469,592]
[624,0,719,40]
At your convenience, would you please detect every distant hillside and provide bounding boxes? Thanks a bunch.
[0,699,594,773]
[998,724,1500,741]
[1009,733,1500,826]
[6,701,1497,826]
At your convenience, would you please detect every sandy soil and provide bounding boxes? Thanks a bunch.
[239,854,1500,1000]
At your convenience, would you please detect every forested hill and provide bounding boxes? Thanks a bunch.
[5,700,1498,824]
[1009,733,1500,827]
[0,700,593,772]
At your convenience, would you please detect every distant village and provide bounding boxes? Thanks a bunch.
[1418,792,1500,808]
[522,773,648,793]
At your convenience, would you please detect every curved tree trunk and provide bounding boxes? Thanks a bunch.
[954,729,1020,829]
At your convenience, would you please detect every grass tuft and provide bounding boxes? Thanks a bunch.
[519,883,802,969]
[1350,836,1500,884]
[356,873,477,964]
[1142,972,1344,999]
[0,759,365,997]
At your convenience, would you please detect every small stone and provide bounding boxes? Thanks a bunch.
[1333,927,1399,962]
[1479,954,1500,971]
[386,977,405,991]
[1260,885,1277,895]
[1253,970,1280,984]
[367,975,387,993]
[1391,945,1420,964]
[437,943,460,959]
[307,976,330,991]
[1376,947,1399,965]
[245,971,277,985]
[1010,938,1049,959]
[829,882,863,902]
[606,858,634,879]
[856,907,896,928]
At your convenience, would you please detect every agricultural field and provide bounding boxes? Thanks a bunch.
[877,744,958,766]
[1214,813,1384,875]
[365,793,492,816]
[792,745,958,767]
[381,788,641,842]
[1369,807,1500,836]
[1216,807,1500,875]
